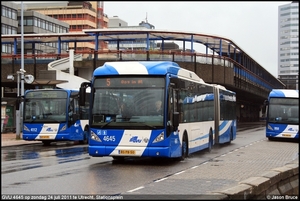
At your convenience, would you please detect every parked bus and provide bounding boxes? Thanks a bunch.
[23,88,90,145]
[264,89,299,140]
[79,61,236,160]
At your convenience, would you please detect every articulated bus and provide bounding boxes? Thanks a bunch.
[265,89,299,140]
[79,61,236,160]
[23,88,90,145]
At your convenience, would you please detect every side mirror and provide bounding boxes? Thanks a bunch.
[79,82,91,106]
[79,87,86,106]
[264,100,269,106]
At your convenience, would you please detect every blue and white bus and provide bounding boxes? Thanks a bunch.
[265,89,299,140]
[79,61,236,160]
[23,88,90,145]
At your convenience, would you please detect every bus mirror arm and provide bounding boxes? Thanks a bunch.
[264,100,269,106]
[173,112,179,129]
[79,82,90,106]
[72,113,80,121]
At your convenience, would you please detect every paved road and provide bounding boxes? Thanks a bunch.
[119,123,298,198]
[1,121,298,199]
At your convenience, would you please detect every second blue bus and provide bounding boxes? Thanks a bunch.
[265,89,299,140]
[23,88,90,145]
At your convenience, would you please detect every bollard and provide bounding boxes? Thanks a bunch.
[1,102,7,133]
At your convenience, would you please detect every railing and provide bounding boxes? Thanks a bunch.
[48,54,82,71]
[47,53,88,89]
[1,50,283,91]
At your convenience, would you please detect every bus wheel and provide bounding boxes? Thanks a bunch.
[208,130,213,152]
[79,130,89,144]
[42,141,51,146]
[112,156,125,161]
[228,127,233,144]
[180,134,188,160]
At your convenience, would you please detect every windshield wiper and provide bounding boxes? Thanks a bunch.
[100,121,113,128]
[48,119,62,123]
[127,122,156,129]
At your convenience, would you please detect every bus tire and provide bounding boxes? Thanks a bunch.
[180,133,188,161]
[112,156,125,161]
[42,141,51,146]
[79,128,89,144]
[227,127,233,144]
[207,130,213,152]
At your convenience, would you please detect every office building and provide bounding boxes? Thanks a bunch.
[107,15,157,50]
[21,1,108,51]
[1,1,70,55]
[1,2,18,55]
[278,1,299,89]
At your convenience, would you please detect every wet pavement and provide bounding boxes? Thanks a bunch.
[1,132,42,147]
[1,121,298,198]
[1,121,266,147]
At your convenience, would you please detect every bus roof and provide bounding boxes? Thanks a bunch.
[269,89,299,98]
[94,61,205,83]
[25,88,79,94]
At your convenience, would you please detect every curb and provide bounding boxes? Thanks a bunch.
[213,159,299,199]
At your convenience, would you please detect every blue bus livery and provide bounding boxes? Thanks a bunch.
[79,61,237,160]
[23,88,90,145]
[265,89,299,140]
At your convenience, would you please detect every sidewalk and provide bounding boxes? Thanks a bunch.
[1,132,42,147]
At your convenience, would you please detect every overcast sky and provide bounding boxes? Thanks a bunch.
[104,1,289,78]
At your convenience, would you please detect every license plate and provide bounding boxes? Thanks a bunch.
[40,136,50,139]
[119,150,135,155]
[282,134,291,137]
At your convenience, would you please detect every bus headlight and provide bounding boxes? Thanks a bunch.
[60,124,67,131]
[153,132,164,143]
[23,125,30,132]
[267,124,273,130]
[90,131,101,142]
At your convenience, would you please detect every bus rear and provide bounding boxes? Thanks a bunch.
[265,89,299,140]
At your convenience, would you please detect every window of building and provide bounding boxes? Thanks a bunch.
[2,6,6,17]
[37,18,41,28]
[8,8,12,19]
[49,23,53,32]
[45,21,48,30]
[41,20,45,29]
[27,17,33,26]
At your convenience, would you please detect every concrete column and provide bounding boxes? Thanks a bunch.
[69,49,74,75]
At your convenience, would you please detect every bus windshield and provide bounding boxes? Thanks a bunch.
[91,77,165,128]
[268,98,298,124]
[24,91,68,123]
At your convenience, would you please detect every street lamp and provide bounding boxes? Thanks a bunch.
[7,70,34,139]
